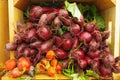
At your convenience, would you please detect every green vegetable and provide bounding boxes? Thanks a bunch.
[95,15,105,31]
[78,3,105,31]
[57,25,70,36]
[24,7,30,18]
[61,25,70,31]
[86,70,99,79]
[64,1,82,21]
[17,76,32,80]
[57,28,64,36]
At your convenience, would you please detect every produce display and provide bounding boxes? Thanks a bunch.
[4,1,120,80]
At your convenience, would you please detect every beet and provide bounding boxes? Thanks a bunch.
[79,32,92,43]
[29,6,43,22]
[42,7,54,13]
[100,65,112,77]
[102,31,110,41]
[70,24,81,36]
[24,29,37,42]
[53,36,63,47]
[29,41,42,48]
[14,34,23,44]
[87,50,101,59]
[62,39,73,50]
[55,49,67,59]
[54,16,62,27]
[58,9,69,18]
[72,37,79,49]
[62,33,72,39]
[92,30,102,42]
[78,59,87,69]
[38,40,53,54]
[85,23,96,32]
[15,52,23,59]
[89,39,100,51]
[85,56,92,65]
[47,12,57,24]
[71,49,85,60]
[17,43,27,53]
[37,26,51,40]
[38,14,47,26]
[5,42,17,51]
[102,54,115,66]
[59,16,71,26]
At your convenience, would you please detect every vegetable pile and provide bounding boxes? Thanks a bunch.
[4,1,120,79]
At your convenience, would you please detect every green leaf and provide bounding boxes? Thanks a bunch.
[64,0,82,20]
[24,7,30,18]
[86,70,99,79]
[61,25,70,31]
[95,15,105,31]
[57,28,64,36]
[17,76,32,80]
[90,5,97,16]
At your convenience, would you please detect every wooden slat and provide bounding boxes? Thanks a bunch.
[93,0,116,11]
[8,0,16,59]
[14,0,31,11]
[100,7,116,55]
[14,0,116,11]
[114,0,120,57]
[31,0,95,3]
[0,0,9,65]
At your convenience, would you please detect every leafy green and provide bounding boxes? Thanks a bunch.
[86,70,99,79]
[24,7,30,18]
[62,62,99,80]
[95,15,105,31]
[61,25,70,31]
[64,0,82,21]
[62,60,75,78]
[57,28,64,36]
[16,76,32,80]
[57,25,70,36]
[78,3,105,31]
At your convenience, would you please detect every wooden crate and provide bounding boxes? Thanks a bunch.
[1,0,120,79]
